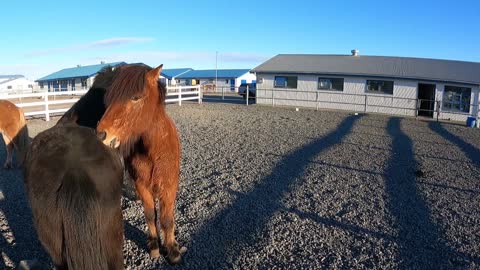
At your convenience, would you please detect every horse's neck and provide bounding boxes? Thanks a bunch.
[142,109,171,141]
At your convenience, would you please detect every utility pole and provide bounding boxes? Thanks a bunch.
[215,51,218,92]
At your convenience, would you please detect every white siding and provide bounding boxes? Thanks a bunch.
[235,72,256,87]
[0,77,36,93]
[255,73,480,122]
[435,83,480,122]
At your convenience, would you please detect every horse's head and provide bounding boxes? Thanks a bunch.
[96,64,164,152]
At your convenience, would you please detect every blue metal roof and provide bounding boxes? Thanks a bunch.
[176,69,250,79]
[36,62,126,82]
[161,68,193,79]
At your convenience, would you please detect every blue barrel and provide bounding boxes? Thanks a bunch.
[466,117,476,128]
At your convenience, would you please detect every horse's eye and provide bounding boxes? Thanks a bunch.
[131,96,141,101]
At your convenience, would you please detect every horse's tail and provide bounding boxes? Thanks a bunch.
[59,169,110,270]
[14,109,29,166]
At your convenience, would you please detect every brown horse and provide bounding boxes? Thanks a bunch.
[0,99,29,169]
[96,64,186,264]
[24,125,125,270]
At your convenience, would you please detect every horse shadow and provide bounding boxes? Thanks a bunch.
[185,114,363,268]
[0,133,51,269]
[385,117,472,268]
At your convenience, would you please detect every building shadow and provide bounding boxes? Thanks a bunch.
[428,122,480,167]
[186,114,362,267]
[385,117,468,268]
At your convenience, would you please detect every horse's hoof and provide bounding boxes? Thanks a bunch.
[164,245,186,265]
[150,249,161,259]
[165,249,182,265]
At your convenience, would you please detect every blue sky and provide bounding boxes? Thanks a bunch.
[1,0,479,79]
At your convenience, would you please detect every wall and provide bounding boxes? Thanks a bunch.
[256,73,418,116]
[434,83,480,122]
[235,72,256,87]
[0,77,35,93]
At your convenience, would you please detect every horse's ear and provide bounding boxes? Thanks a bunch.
[148,64,163,80]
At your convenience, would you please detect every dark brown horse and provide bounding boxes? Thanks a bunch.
[96,64,185,264]
[57,66,118,128]
[0,99,29,169]
[24,125,125,269]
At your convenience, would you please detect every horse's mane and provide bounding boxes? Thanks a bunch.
[105,64,166,105]
[92,65,120,89]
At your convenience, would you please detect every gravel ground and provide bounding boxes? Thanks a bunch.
[1,103,479,269]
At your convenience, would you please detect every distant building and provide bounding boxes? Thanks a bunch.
[176,69,256,91]
[252,52,480,122]
[0,75,35,94]
[160,68,193,86]
[35,62,126,92]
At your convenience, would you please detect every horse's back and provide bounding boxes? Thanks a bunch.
[24,125,124,269]
[0,99,24,131]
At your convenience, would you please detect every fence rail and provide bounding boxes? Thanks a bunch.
[1,86,201,121]
[256,88,480,126]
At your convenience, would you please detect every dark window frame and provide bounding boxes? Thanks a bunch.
[366,80,394,95]
[318,77,344,91]
[442,85,471,113]
[274,76,298,89]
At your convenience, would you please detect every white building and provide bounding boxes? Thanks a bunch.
[251,52,480,122]
[0,75,36,94]
[176,69,256,91]
[160,68,192,86]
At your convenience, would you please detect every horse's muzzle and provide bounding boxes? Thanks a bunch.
[96,130,120,149]
[97,131,106,141]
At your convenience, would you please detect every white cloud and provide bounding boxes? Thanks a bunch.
[25,37,154,57]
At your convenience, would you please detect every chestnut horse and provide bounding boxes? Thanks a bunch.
[96,64,185,264]
[0,99,29,169]
[24,125,125,269]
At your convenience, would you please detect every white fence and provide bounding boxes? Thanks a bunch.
[1,85,201,121]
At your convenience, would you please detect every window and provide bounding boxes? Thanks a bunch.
[40,82,44,89]
[225,79,229,84]
[443,85,471,113]
[28,84,33,89]
[318,78,344,91]
[274,76,297,88]
[366,80,394,94]
[81,78,88,89]
[7,86,12,89]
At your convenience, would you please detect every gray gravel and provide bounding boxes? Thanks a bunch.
[1,103,479,269]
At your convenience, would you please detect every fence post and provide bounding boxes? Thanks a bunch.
[272,89,275,107]
[198,86,202,104]
[179,87,182,106]
[436,100,440,122]
[222,87,225,100]
[246,85,249,106]
[45,92,50,121]
[415,99,419,119]
[364,94,367,112]
[316,91,319,111]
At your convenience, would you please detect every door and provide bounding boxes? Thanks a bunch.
[417,83,436,117]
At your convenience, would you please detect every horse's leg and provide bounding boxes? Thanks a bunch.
[136,181,161,258]
[104,203,124,269]
[158,182,185,265]
[2,134,13,169]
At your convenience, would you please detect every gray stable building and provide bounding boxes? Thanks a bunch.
[251,52,480,121]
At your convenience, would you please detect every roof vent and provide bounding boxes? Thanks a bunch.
[100,61,106,64]
[351,49,359,56]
